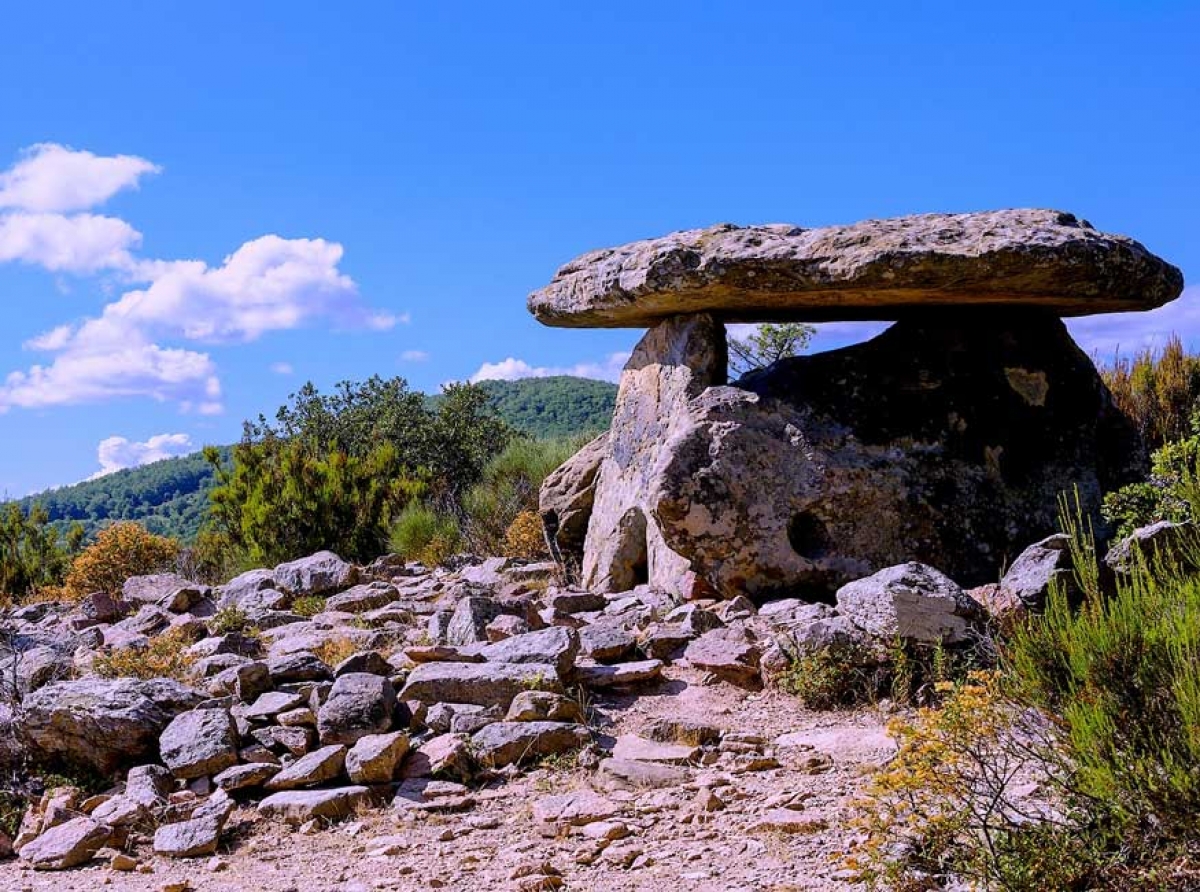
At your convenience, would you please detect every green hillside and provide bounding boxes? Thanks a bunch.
[17,448,230,542]
[476,376,615,438]
[16,376,616,542]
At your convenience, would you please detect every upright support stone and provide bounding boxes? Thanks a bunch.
[581,313,726,596]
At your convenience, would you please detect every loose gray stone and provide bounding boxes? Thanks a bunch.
[400,661,562,708]
[257,786,371,825]
[345,731,410,784]
[265,744,347,790]
[19,817,110,870]
[470,721,589,768]
[478,626,579,677]
[317,673,396,746]
[159,708,239,779]
[836,562,985,644]
[529,210,1183,327]
[273,551,357,596]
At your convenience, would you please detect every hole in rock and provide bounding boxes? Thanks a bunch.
[787,511,832,561]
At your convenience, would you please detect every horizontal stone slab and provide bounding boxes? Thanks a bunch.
[527,209,1182,326]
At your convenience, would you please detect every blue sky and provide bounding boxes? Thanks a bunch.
[0,1,1195,496]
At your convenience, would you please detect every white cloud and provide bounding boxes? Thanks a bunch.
[0,143,159,213]
[0,142,403,413]
[23,324,74,351]
[401,349,429,362]
[270,361,294,375]
[90,432,193,479]
[0,337,219,412]
[0,211,141,273]
[108,236,368,343]
[470,351,631,384]
[1068,286,1200,358]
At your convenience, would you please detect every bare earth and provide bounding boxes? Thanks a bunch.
[0,666,896,892]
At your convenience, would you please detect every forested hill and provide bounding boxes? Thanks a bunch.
[15,376,616,542]
[474,376,615,438]
[16,448,230,541]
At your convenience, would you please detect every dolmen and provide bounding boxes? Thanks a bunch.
[533,209,1184,601]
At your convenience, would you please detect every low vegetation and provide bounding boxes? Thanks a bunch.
[59,522,179,601]
[92,627,198,681]
[852,513,1200,890]
[1100,334,1200,451]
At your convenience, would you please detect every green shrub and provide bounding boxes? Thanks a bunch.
[291,595,327,618]
[207,606,252,636]
[93,628,197,681]
[59,521,179,601]
[779,638,979,711]
[1103,419,1200,537]
[853,503,1200,889]
[779,641,887,709]
[390,503,461,567]
[460,435,587,555]
[0,503,83,603]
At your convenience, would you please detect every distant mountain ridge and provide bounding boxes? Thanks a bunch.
[15,376,616,542]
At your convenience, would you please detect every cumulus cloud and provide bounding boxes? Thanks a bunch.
[0,337,220,412]
[270,361,294,375]
[108,236,366,343]
[0,142,405,413]
[470,351,631,384]
[0,143,159,213]
[0,211,141,273]
[90,432,194,479]
[401,349,429,362]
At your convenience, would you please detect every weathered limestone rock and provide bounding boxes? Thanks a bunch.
[257,786,371,825]
[273,551,357,596]
[326,582,399,614]
[400,661,563,708]
[836,562,984,644]
[346,731,410,784]
[123,574,206,611]
[534,212,1175,600]
[265,744,347,790]
[621,314,1144,597]
[478,626,579,677]
[1105,520,1196,575]
[581,313,726,595]
[682,628,762,688]
[528,210,1183,327]
[316,673,396,746]
[991,533,1079,616]
[159,708,239,779]
[153,813,225,858]
[402,733,474,782]
[539,432,608,574]
[20,678,204,776]
[573,659,664,688]
[470,721,589,768]
[505,690,585,724]
[213,762,280,791]
[18,816,110,870]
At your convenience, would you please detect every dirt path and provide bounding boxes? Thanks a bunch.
[1,667,895,892]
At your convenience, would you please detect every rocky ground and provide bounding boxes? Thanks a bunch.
[2,662,893,892]
[0,672,897,892]
[0,548,947,892]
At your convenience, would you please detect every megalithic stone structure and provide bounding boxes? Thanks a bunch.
[533,209,1185,601]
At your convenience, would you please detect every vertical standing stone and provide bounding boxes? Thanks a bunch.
[582,313,726,595]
